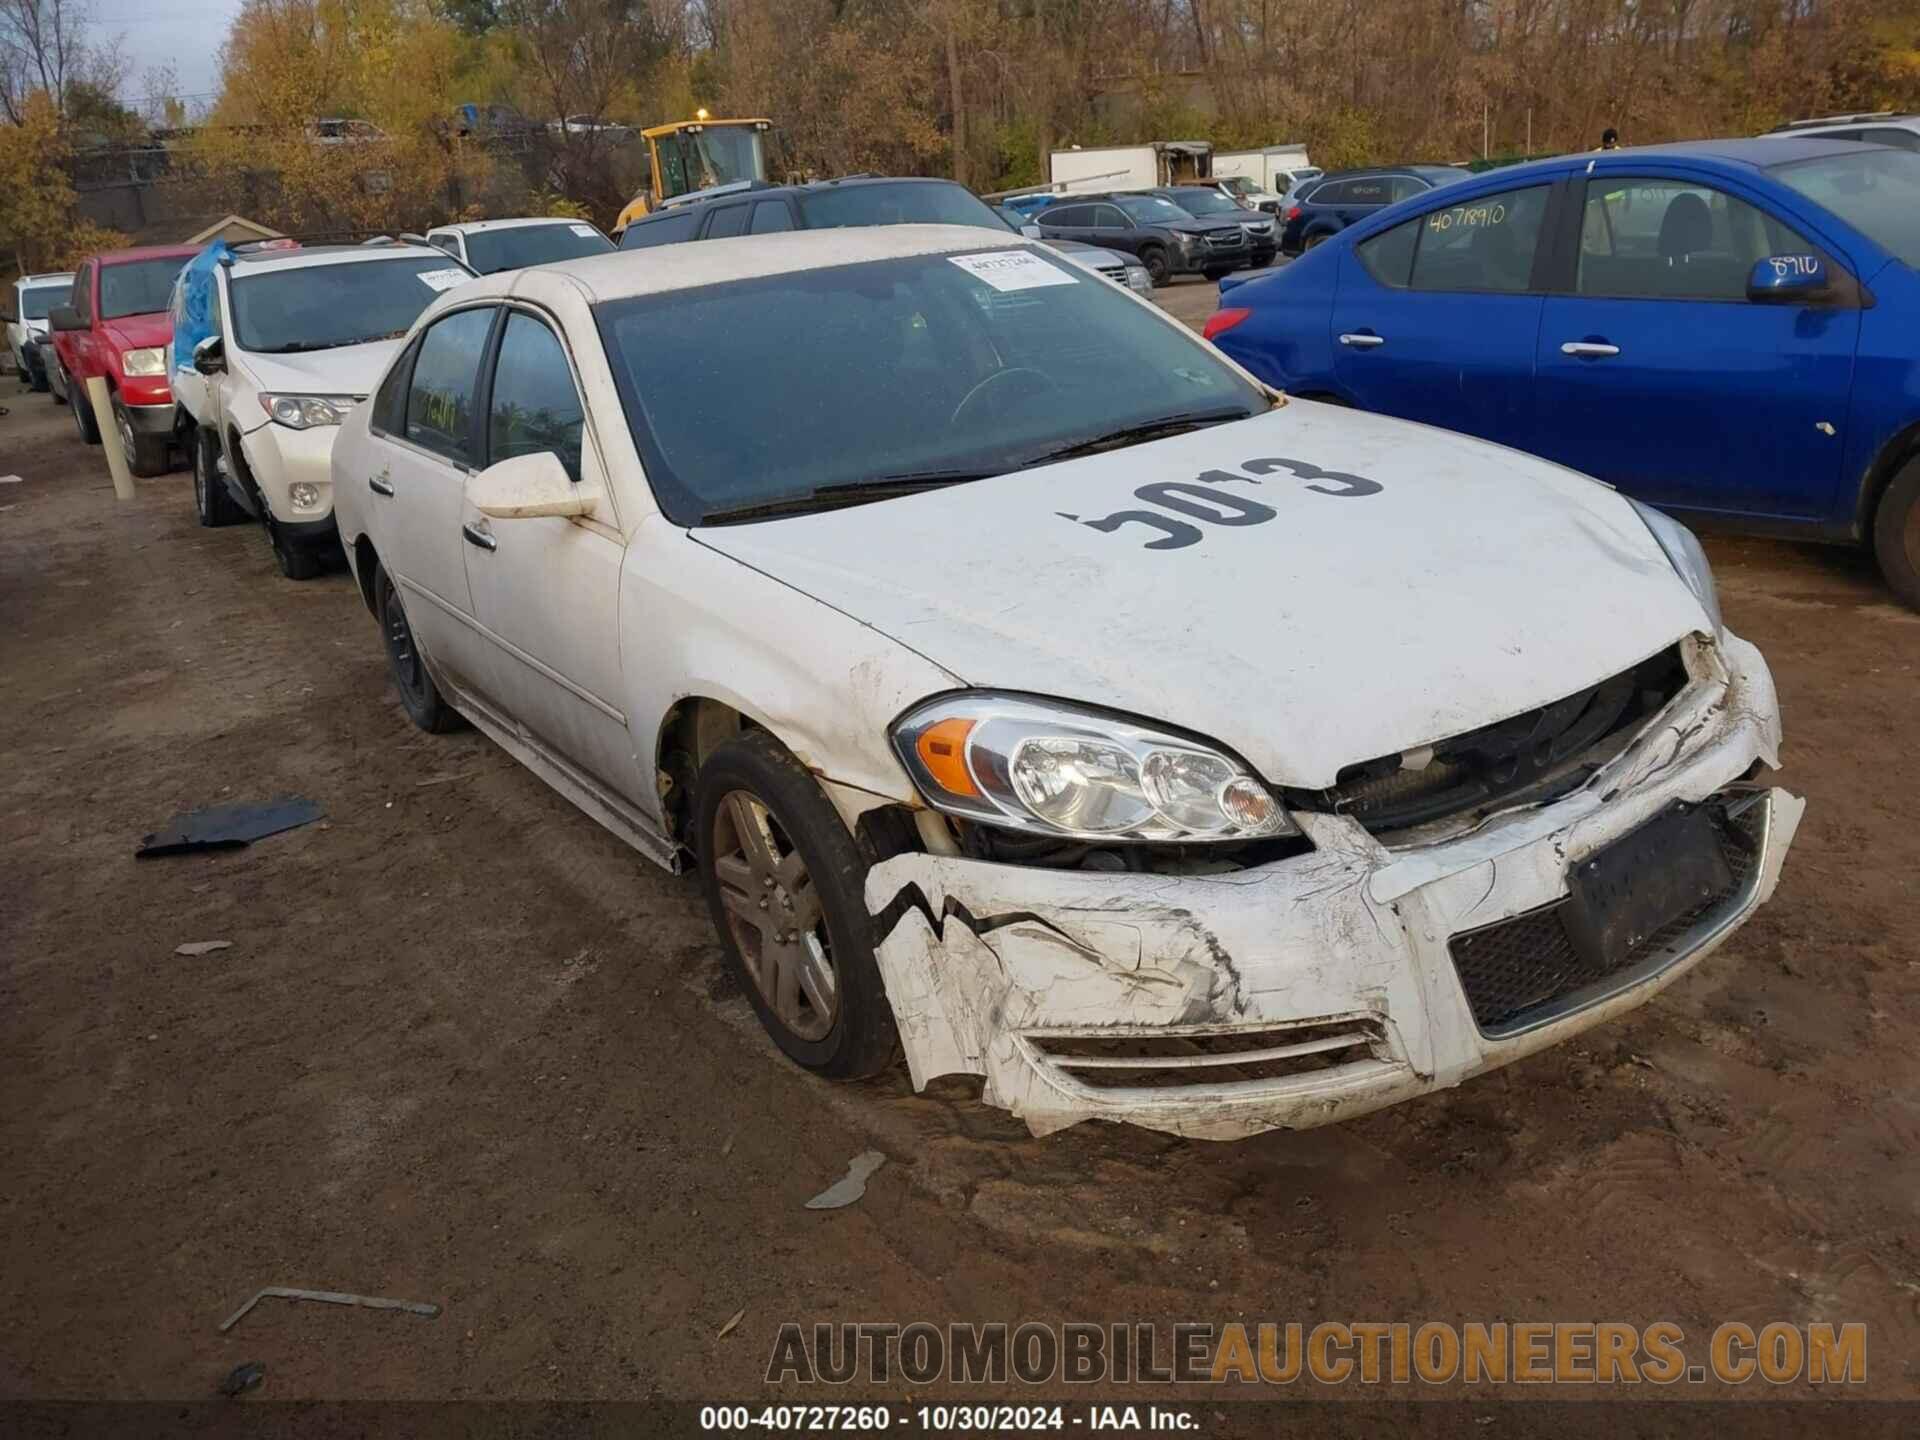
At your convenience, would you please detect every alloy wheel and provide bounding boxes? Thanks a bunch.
[711,790,838,1041]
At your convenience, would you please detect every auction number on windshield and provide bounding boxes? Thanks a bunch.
[1058,455,1383,551]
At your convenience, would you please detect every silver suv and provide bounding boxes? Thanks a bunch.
[1760,112,1920,151]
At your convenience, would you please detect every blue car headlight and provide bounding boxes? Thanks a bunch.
[1630,499,1723,638]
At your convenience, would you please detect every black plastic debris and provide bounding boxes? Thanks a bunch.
[218,1360,265,1397]
[135,798,325,858]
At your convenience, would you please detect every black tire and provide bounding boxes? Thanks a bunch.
[266,512,322,580]
[111,397,171,477]
[695,730,899,1081]
[29,364,49,393]
[1202,267,1232,282]
[1872,458,1920,611]
[71,374,100,443]
[1139,244,1171,287]
[193,430,242,527]
[50,360,67,404]
[374,566,463,732]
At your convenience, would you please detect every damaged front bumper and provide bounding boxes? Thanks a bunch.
[863,634,1802,1141]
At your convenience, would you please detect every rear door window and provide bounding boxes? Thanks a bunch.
[704,205,750,239]
[404,307,495,466]
[1408,185,1550,293]
[749,202,794,233]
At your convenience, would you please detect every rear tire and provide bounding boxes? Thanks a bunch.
[1872,458,1920,611]
[1303,232,1330,251]
[374,567,463,732]
[695,730,899,1081]
[193,430,243,527]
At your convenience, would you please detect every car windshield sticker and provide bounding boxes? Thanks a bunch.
[416,268,469,292]
[569,224,599,239]
[1059,457,1383,550]
[949,250,1078,293]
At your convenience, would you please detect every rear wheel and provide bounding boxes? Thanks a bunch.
[695,730,898,1079]
[193,430,242,527]
[375,567,462,732]
[1303,232,1330,252]
[1872,458,1920,611]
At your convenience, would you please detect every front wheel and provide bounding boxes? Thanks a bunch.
[1139,245,1171,287]
[1873,458,1920,611]
[695,730,898,1080]
[193,430,242,527]
[112,397,171,477]
[266,513,322,580]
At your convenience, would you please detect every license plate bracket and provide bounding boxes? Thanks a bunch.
[1562,802,1732,973]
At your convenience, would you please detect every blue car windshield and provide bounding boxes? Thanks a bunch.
[595,249,1266,524]
[1774,148,1920,269]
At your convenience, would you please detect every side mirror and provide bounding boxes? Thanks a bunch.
[1021,223,1042,238]
[49,305,84,332]
[470,450,596,520]
[193,335,225,375]
[1748,254,1830,302]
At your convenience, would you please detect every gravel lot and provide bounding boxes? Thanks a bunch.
[3,289,1917,1424]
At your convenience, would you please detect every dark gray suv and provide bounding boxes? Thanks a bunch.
[1030,191,1249,284]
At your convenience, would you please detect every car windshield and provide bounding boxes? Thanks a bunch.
[655,126,765,202]
[798,181,1005,231]
[230,256,458,353]
[1116,194,1191,223]
[99,257,188,319]
[463,222,613,274]
[1219,177,1257,197]
[1171,189,1244,216]
[1773,148,1920,269]
[596,248,1267,525]
[21,282,69,320]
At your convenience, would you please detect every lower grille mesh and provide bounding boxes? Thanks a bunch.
[1027,1020,1382,1091]
[1449,797,1765,1036]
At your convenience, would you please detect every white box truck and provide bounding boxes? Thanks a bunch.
[1213,145,1317,214]
[1048,141,1214,195]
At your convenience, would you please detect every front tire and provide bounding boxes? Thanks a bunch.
[374,567,462,732]
[193,430,243,527]
[1139,244,1171,287]
[1873,458,1920,611]
[266,513,322,580]
[112,397,170,477]
[695,730,898,1080]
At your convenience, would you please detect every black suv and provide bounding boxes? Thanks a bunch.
[619,176,1009,249]
[1030,191,1249,284]
[1149,184,1278,266]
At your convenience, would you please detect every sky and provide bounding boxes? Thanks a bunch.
[90,0,246,115]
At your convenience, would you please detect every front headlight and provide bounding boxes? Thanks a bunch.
[121,347,166,376]
[259,393,356,430]
[891,694,1296,843]
[1630,499,1723,637]
[1125,265,1153,293]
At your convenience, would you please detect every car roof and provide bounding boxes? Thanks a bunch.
[434,217,600,236]
[92,244,200,266]
[631,174,964,225]
[19,271,73,284]
[1471,136,1879,186]
[228,243,449,273]
[462,224,1053,306]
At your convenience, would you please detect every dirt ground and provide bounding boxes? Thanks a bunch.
[3,297,1917,1430]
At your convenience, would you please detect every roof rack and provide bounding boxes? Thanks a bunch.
[1768,111,1904,132]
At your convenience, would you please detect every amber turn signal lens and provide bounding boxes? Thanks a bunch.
[915,717,980,799]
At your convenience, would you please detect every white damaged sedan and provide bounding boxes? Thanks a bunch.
[332,225,1801,1140]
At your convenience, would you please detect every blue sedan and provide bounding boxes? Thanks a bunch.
[1208,138,1920,608]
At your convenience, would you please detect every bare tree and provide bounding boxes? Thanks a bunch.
[0,0,87,123]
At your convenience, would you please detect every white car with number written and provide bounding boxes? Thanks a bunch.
[172,242,475,579]
[331,226,1802,1140]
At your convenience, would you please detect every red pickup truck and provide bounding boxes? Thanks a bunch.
[48,244,198,476]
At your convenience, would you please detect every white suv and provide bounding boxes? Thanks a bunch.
[423,217,613,275]
[1759,112,1920,151]
[7,271,72,392]
[172,242,474,578]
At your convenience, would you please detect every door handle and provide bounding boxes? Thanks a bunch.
[1560,341,1621,357]
[1339,332,1386,349]
[368,474,394,497]
[461,521,496,552]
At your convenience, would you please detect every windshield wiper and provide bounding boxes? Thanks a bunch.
[1013,406,1257,468]
[698,472,988,526]
[257,331,404,354]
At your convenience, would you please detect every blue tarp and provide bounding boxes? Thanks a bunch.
[170,240,231,376]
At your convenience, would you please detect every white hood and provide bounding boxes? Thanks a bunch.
[693,402,1710,788]
[239,337,403,398]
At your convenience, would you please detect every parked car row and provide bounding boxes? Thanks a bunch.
[1209,135,1920,611]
